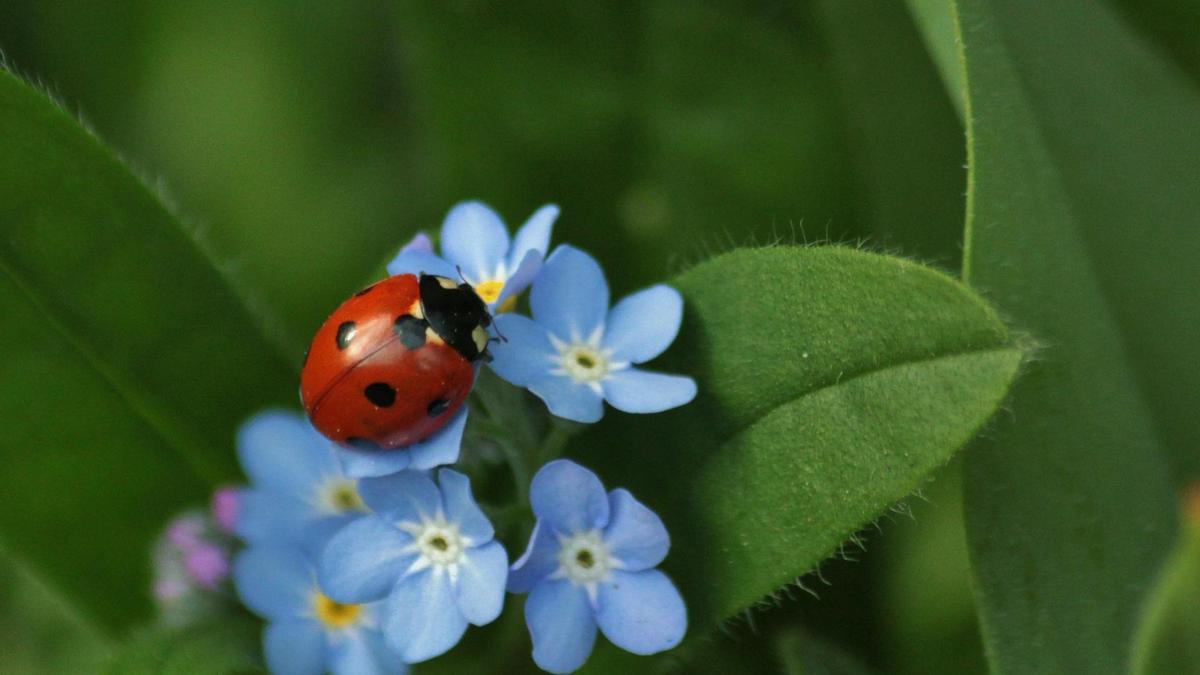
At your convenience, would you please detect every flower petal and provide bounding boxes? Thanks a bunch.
[488,314,557,387]
[526,579,597,674]
[602,369,697,414]
[530,459,610,535]
[506,204,558,272]
[385,249,458,279]
[406,408,468,470]
[454,540,508,625]
[336,444,412,480]
[235,489,311,545]
[383,569,469,663]
[234,547,314,621]
[508,521,561,593]
[602,489,669,572]
[438,469,493,543]
[602,285,683,364]
[530,245,609,342]
[529,373,605,424]
[595,570,687,656]
[358,471,443,527]
[496,249,543,305]
[328,629,407,675]
[264,620,326,675]
[238,410,337,496]
[401,233,434,254]
[319,515,414,604]
[388,243,458,276]
[440,201,510,282]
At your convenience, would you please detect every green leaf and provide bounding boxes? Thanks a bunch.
[0,68,295,630]
[1133,500,1200,675]
[578,246,1021,627]
[903,0,966,121]
[940,0,1195,670]
[392,1,860,294]
[776,627,876,675]
[812,0,967,267]
[101,618,263,675]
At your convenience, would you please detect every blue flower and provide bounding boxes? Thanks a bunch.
[488,245,697,423]
[235,410,369,553]
[318,469,509,663]
[332,408,469,480]
[508,460,686,673]
[388,201,558,308]
[234,546,407,675]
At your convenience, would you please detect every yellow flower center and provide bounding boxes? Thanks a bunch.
[322,479,365,514]
[474,279,505,305]
[315,593,363,629]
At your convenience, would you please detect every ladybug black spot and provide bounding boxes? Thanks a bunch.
[364,382,397,408]
[345,437,382,452]
[394,315,428,350]
[336,321,357,350]
[354,283,377,297]
[427,398,451,417]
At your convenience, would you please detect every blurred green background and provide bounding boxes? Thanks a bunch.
[1,1,1196,672]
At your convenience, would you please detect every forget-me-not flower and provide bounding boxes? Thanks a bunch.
[234,546,406,675]
[318,469,509,663]
[488,245,697,423]
[236,410,368,553]
[388,200,559,309]
[508,460,686,673]
[332,408,469,480]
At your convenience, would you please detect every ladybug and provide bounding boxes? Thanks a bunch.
[300,273,492,451]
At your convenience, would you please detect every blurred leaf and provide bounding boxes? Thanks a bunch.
[101,618,262,675]
[1109,0,1200,87]
[776,627,875,675]
[903,0,965,120]
[879,460,986,675]
[394,1,856,296]
[1134,493,1200,675]
[0,549,109,675]
[579,246,1021,629]
[0,68,295,629]
[942,0,1195,669]
[812,0,966,267]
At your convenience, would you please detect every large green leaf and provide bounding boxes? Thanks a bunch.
[1133,499,1200,675]
[811,0,966,267]
[939,0,1192,670]
[101,618,262,675]
[578,246,1021,628]
[0,68,295,629]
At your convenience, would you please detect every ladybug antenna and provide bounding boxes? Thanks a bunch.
[489,319,509,344]
[455,265,469,285]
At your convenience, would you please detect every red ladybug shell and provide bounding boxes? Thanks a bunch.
[301,274,478,450]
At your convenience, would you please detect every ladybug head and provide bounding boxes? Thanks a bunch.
[418,274,493,362]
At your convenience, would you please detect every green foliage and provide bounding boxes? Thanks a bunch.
[0,68,295,630]
[776,627,875,675]
[932,0,1199,670]
[392,1,857,295]
[811,0,965,267]
[101,617,262,675]
[1135,504,1200,675]
[579,246,1021,626]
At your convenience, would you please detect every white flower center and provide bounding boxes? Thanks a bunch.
[562,345,610,382]
[549,329,628,388]
[556,530,615,587]
[318,478,366,514]
[399,514,472,581]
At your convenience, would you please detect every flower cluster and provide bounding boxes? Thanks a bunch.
[210,202,694,674]
[152,495,238,625]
